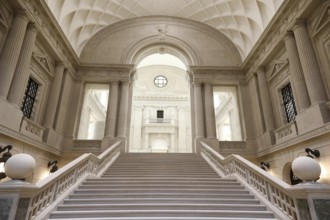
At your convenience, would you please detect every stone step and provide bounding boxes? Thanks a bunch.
[73,188,250,194]
[68,193,255,199]
[49,210,275,218]
[56,204,267,211]
[47,153,276,219]
[63,198,261,205]
[83,179,239,185]
[78,184,244,189]
[89,177,230,181]
[47,218,278,220]
[101,174,219,177]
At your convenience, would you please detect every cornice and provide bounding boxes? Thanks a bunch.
[190,66,245,84]
[242,0,314,73]
[76,64,134,82]
[17,0,79,72]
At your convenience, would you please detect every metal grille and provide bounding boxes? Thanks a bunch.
[281,83,297,123]
[21,78,39,119]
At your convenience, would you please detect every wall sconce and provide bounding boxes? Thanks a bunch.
[0,145,13,180]
[305,148,320,158]
[260,161,270,171]
[48,160,58,174]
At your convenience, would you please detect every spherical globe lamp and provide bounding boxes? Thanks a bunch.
[4,154,36,180]
[292,156,321,182]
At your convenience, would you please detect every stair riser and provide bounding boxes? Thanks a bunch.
[50,211,275,218]
[68,194,256,199]
[63,199,260,205]
[57,205,267,211]
[78,185,244,190]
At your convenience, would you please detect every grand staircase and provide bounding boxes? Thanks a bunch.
[47,153,278,219]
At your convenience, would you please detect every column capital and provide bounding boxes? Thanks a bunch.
[193,82,202,87]
[14,10,29,22]
[111,80,119,85]
[292,20,306,31]
[27,23,38,33]
[256,67,266,75]
[120,80,130,85]
[55,61,66,69]
[284,31,294,40]
[203,83,212,87]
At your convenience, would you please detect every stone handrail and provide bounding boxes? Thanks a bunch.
[0,141,121,220]
[200,141,296,220]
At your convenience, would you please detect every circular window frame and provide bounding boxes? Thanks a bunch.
[154,75,168,88]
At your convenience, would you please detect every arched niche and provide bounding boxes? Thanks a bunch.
[80,16,242,66]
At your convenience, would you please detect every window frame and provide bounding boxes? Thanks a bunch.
[154,75,168,88]
[21,77,39,119]
[280,82,297,123]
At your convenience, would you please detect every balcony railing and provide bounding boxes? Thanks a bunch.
[144,118,176,125]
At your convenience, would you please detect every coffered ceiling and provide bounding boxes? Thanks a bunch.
[45,0,284,60]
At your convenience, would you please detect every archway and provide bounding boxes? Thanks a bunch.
[128,52,193,153]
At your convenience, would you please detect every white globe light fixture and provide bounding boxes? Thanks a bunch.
[4,153,36,180]
[292,156,321,182]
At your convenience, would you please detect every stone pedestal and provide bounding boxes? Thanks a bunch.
[256,131,276,151]
[43,128,63,150]
[0,99,23,132]
[195,138,219,153]
[295,103,330,134]
[101,137,122,151]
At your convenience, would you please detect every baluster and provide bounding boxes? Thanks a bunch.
[265,182,273,203]
[246,164,252,184]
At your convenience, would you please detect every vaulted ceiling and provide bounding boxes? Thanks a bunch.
[45,0,284,60]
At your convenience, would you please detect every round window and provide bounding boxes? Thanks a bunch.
[154,75,168,88]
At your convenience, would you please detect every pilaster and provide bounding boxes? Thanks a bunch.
[42,62,65,129]
[7,23,38,108]
[193,83,205,139]
[0,11,29,100]
[292,21,330,134]
[284,31,310,113]
[204,83,217,139]
[104,81,119,138]
[117,81,130,138]
[42,62,65,146]
[292,21,328,104]
[256,68,276,132]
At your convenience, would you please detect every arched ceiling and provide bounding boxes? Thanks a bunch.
[45,0,284,60]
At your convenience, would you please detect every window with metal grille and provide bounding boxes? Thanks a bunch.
[154,75,167,88]
[281,83,297,123]
[21,78,39,119]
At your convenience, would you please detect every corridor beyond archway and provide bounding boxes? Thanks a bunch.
[129,53,192,153]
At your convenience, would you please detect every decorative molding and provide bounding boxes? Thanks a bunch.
[274,121,298,144]
[19,0,78,73]
[244,0,311,76]
[20,117,45,141]
[0,124,61,155]
[76,64,134,81]
[32,52,53,75]
[268,59,289,81]
[309,3,330,36]
[0,0,11,27]
[191,67,244,83]
[257,122,330,157]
